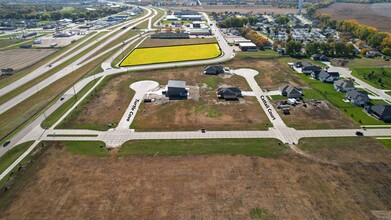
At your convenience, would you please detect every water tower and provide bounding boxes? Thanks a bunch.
[297,0,304,15]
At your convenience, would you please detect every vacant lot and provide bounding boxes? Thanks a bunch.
[1,138,390,219]
[272,99,359,129]
[139,37,217,48]
[120,43,221,66]
[133,96,269,131]
[59,66,253,131]
[0,48,58,71]
[226,58,307,90]
[318,3,391,32]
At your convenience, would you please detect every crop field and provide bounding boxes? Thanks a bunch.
[318,3,391,32]
[120,43,221,66]
[1,138,391,219]
[0,49,58,71]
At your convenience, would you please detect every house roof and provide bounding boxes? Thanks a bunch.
[218,87,242,94]
[334,79,354,88]
[279,85,301,95]
[168,80,186,88]
[371,105,391,117]
[205,65,224,73]
[346,90,370,102]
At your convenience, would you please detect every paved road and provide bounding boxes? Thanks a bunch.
[0,6,154,114]
[326,63,391,102]
[117,80,159,129]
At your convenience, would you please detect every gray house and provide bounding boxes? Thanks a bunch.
[318,71,339,82]
[204,65,224,75]
[217,87,242,100]
[366,104,391,122]
[279,85,302,98]
[345,90,370,106]
[167,80,187,97]
[334,79,355,92]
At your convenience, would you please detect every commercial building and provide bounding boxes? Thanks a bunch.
[238,42,257,52]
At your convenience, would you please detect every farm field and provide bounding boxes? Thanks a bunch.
[318,3,391,32]
[1,139,391,219]
[120,43,221,66]
[0,49,58,71]
[139,37,217,48]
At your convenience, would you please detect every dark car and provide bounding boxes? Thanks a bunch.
[356,131,364,136]
[3,140,10,147]
[201,128,206,133]
[60,96,65,101]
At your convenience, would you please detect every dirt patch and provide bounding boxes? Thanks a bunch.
[133,94,269,131]
[273,100,359,129]
[0,48,58,71]
[318,3,391,32]
[1,140,390,219]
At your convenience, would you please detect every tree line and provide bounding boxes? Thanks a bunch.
[240,26,271,49]
[315,14,391,55]
[0,4,130,21]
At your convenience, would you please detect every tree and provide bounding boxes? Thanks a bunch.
[382,47,391,56]
[286,41,302,55]
[275,16,289,25]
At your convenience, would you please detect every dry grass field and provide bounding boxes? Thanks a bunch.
[59,65,255,131]
[0,138,390,219]
[227,58,307,90]
[0,49,58,71]
[318,3,391,32]
[139,37,217,48]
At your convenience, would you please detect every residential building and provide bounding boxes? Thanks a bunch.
[345,90,370,106]
[204,66,224,75]
[167,80,187,97]
[217,87,242,100]
[311,54,329,62]
[318,71,339,82]
[279,85,302,98]
[334,79,355,92]
[366,105,391,122]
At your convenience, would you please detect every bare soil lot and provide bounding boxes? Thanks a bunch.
[139,37,217,48]
[318,3,391,32]
[60,66,254,131]
[0,48,58,71]
[133,95,269,131]
[272,100,359,129]
[1,139,390,219]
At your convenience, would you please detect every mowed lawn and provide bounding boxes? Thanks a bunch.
[120,43,221,66]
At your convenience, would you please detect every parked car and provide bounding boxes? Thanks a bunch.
[201,128,206,133]
[3,140,10,147]
[60,96,65,101]
[355,131,364,136]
